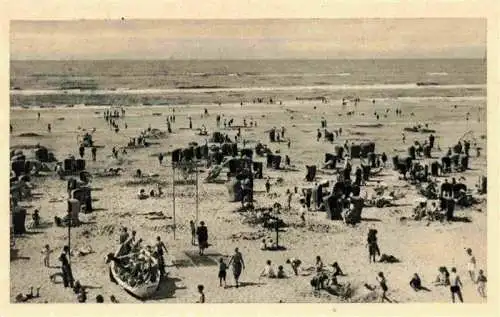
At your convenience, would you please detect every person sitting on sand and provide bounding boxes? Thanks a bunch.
[196,285,205,303]
[77,287,87,303]
[286,258,302,276]
[410,273,423,291]
[260,260,276,278]
[315,256,324,273]
[331,262,345,277]
[138,189,148,200]
[277,265,286,279]
[76,245,94,257]
[434,266,451,286]
[260,239,268,251]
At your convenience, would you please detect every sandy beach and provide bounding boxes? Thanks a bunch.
[9,96,487,303]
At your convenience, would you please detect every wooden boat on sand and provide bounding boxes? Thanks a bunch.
[108,245,161,300]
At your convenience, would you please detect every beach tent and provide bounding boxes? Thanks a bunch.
[35,147,49,162]
[211,132,225,143]
[272,155,282,169]
[12,207,27,235]
[350,144,361,159]
[360,142,375,158]
[334,145,344,158]
[68,198,81,226]
[324,153,337,169]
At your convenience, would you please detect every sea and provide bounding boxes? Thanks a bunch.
[10,59,486,107]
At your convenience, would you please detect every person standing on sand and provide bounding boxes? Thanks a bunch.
[79,144,85,159]
[59,246,74,288]
[37,112,40,120]
[196,221,208,255]
[286,189,293,210]
[265,178,271,194]
[48,124,51,133]
[466,248,477,282]
[449,267,464,303]
[218,258,228,287]
[189,116,193,129]
[367,229,380,263]
[190,220,196,245]
[41,244,53,268]
[228,248,245,288]
[158,153,164,165]
[91,146,97,161]
[376,272,391,303]
[476,269,487,298]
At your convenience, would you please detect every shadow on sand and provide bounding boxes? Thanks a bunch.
[225,281,266,289]
[149,277,186,300]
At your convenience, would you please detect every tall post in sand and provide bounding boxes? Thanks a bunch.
[172,164,176,240]
[67,203,71,264]
[195,162,199,224]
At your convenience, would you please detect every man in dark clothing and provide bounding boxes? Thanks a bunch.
[79,144,85,159]
[355,167,363,186]
[91,147,97,161]
[429,134,435,149]
[155,236,168,276]
[196,221,208,256]
[59,246,74,288]
[158,153,164,165]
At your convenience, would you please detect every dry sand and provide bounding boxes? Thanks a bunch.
[9,97,487,303]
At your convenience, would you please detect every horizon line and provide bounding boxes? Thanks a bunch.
[11,17,485,22]
[10,57,486,62]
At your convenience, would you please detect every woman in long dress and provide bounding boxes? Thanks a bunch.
[228,248,245,288]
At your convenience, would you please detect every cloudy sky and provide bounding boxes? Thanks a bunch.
[10,18,486,60]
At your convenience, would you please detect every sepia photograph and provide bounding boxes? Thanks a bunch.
[8,17,489,305]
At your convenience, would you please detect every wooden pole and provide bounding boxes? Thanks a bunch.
[172,164,176,240]
[195,162,199,224]
[67,206,72,264]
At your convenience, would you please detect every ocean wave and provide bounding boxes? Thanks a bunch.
[427,72,449,76]
[10,83,486,96]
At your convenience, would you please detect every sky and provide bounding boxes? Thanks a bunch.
[9,18,486,60]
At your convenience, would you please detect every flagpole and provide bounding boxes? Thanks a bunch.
[172,164,176,240]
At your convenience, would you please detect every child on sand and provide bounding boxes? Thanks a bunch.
[476,269,487,298]
[376,272,391,303]
[196,285,205,303]
[218,258,227,287]
[41,244,53,267]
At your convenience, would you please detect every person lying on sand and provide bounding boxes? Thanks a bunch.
[15,287,41,302]
[138,189,149,200]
